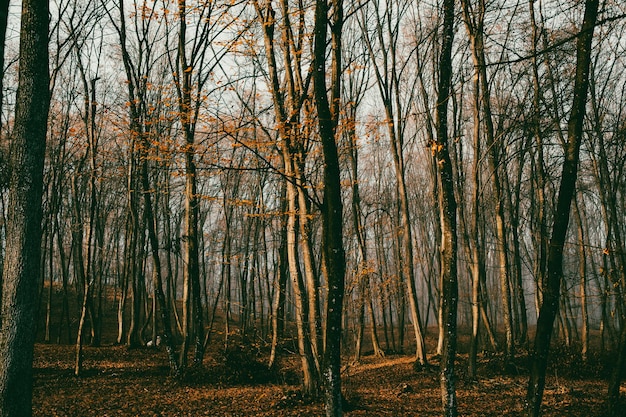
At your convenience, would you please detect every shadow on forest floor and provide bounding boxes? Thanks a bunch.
[32,339,618,416]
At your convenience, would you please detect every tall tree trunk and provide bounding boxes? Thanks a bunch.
[313,0,346,414]
[346,107,383,361]
[285,163,318,395]
[269,188,289,369]
[434,0,457,414]
[526,1,599,415]
[0,0,50,414]
[574,197,589,361]
[254,0,320,392]
[462,0,515,365]
[294,160,323,370]
[176,0,204,371]
[466,53,485,379]
[528,0,548,320]
[75,74,100,376]
[72,174,89,375]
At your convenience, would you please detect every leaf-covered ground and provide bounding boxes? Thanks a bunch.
[32,342,614,416]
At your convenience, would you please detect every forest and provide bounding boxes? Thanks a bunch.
[0,0,625,416]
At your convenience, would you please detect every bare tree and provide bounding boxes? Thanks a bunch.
[461,0,515,366]
[253,0,321,394]
[105,0,181,372]
[433,0,457,414]
[312,0,346,413]
[164,0,238,370]
[358,0,427,365]
[526,1,599,415]
[342,26,384,360]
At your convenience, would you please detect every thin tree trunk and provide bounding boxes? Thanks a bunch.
[56,217,72,344]
[269,191,289,369]
[462,0,514,365]
[574,196,589,362]
[347,109,383,361]
[176,0,205,371]
[528,0,548,345]
[286,155,318,396]
[140,142,179,372]
[254,0,320,393]
[296,168,323,368]
[44,224,54,343]
[467,57,485,380]
[359,0,427,364]
[435,0,458,414]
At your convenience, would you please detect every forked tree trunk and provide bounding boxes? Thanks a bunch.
[286,164,319,395]
[254,0,321,393]
[358,0,427,364]
[466,54,485,379]
[462,0,515,365]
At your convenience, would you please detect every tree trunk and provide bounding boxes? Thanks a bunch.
[466,53,485,379]
[141,146,179,372]
[176,0,205,371]
[269,190,289,369]
[313,0,346,414]
[56,217,72,345]
[526,1,599,415]
[462,0,515,365]
[0,0,50,414]
[435,0,457,414]
[527,0,548,349]
[254,0,321,392]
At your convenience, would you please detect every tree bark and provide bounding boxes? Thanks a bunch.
[462,0,515,365]
[435,0,458,415]
[269,186,289,369]
[176,0,205,371]
[254,0,321,392]
[358,0,427,364]
[0,0,50,414]
[526,1,599,415]
[313,0,346,414]
[528,0,548,336]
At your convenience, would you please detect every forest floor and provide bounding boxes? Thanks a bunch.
[33,338,617,416]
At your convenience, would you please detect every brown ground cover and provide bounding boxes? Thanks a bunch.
[32,341,614,416]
